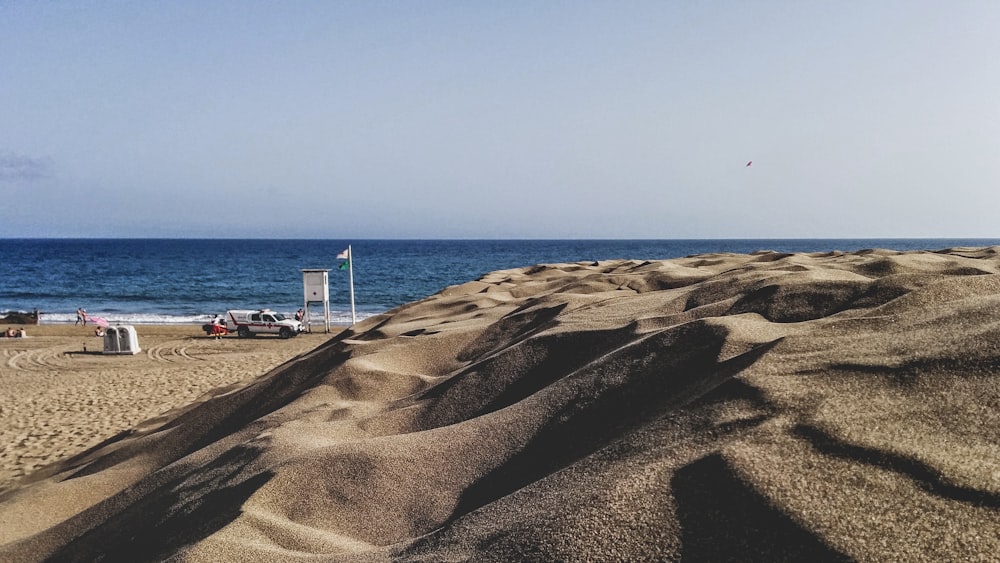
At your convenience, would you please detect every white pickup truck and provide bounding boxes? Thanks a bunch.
[225,309,303,339]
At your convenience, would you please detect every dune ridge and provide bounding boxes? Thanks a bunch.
[3,248,1000,561]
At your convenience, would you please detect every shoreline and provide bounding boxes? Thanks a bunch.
[0,323,343,492]
[1,320,358,333]
[1,316,368,327]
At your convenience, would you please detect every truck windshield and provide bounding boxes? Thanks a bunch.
[271,313,286,321]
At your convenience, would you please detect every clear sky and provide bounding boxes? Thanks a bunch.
[2,1,998,239]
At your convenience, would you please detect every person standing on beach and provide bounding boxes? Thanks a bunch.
[76,308,84,325]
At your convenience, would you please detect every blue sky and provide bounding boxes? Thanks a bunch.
[2,1,998,238]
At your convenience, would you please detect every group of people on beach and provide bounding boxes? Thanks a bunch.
[76,307,88,326]
[3,327,26,338]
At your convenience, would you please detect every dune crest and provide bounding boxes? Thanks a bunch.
[3,249,1000,561]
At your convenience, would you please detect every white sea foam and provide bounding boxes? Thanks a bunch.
[21,310,377,326]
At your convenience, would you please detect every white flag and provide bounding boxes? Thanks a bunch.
[336,248,350,260]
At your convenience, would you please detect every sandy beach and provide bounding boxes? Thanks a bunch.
[3,248,1000,561]
[0,325,342,492]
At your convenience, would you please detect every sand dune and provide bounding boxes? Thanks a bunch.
[3,248,1000,561]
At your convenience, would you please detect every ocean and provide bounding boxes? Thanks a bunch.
[2,239,998,325]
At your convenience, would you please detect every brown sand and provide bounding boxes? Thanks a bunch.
[3,248,1000,561]
[0,325,341,492]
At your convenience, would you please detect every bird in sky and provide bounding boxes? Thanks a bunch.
[746,161,752,167]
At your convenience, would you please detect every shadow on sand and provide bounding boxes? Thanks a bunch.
[671,453,852,562]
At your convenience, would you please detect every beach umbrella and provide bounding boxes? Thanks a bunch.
[90,316,110,328]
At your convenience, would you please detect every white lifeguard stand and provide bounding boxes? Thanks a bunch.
[103,325,141,355]
[302,269,331,333]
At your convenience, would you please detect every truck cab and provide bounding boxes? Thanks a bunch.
[225,309,303,338]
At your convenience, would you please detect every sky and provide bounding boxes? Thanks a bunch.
[2,1,999,239]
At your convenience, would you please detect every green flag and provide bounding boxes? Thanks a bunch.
[336,247,350,270]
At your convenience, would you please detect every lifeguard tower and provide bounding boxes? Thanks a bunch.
[302,269,331,333]
[103,325,141,355]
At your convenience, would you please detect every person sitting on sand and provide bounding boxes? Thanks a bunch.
[16,328,26,338]
[4,327,14,338]
[95,327,105,337]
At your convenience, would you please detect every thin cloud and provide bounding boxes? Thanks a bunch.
[0,152,54,181]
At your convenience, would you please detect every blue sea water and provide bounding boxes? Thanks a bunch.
[2,239,998,325]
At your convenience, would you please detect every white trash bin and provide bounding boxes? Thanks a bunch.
[103,326,141,355]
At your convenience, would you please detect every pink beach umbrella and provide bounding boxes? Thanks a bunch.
[89,316,110,328]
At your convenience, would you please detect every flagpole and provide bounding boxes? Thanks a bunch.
[348,245,356,325]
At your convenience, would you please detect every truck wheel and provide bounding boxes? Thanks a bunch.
[238,326,252,338]
[279,327,292,339]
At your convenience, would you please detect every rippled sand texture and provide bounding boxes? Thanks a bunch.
[3,248,1000,562]
[0,326,340,490]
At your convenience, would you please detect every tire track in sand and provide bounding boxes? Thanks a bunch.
[146,339,223,363]
[6,346,75,371]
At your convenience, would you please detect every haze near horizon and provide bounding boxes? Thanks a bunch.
[2,1,998,239]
